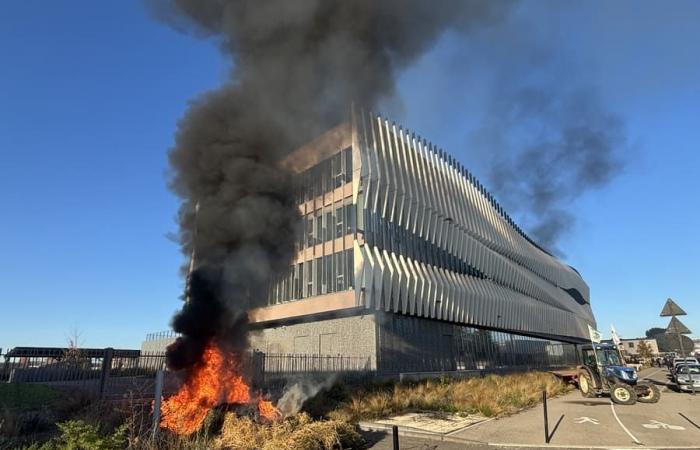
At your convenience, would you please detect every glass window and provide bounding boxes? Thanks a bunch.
[320,256,328,295]
[303,170,312,202]
[305,216,314,248]
[344,202,355,235]
[315,257,322,296]
[335,202,343,238]
[333,152,343,189]
[305,260,313,298]
[344,147,353,183]
[325,211,333,242]
[345,249,354,288]
[326,254,335,293]
[335,252,344,291]
[292,265,299,300]
[315,211,322,246]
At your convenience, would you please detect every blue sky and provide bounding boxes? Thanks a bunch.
[1,1,698,351]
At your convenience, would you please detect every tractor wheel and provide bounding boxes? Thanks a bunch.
[578,370,596,398]
[610,383,637,405]
[636,382,660,403]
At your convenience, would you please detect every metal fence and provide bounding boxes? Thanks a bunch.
[144,330,179,342]
[0,348,174,403]
[253,352,372,384]
[1,348,373,405]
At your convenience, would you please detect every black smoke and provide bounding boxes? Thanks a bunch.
[147,0,515,370]
[475,86,626,256]
[460,11,628,256]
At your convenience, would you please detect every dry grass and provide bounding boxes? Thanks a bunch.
[7,371,568,449]
[215,412,364,450]
[329,371,570,422]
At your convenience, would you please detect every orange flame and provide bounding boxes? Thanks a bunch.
[160,342,251,435]
[257,399,282,421]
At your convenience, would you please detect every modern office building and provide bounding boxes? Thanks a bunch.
[248,109,596,375]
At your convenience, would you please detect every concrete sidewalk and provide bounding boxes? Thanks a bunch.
[364,368,700,449]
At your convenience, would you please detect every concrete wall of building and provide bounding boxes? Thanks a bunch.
[249,313,377,368]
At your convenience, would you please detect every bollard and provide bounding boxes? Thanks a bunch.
[392,425,400,450]
[543,390,550,443]
[152,370,164,438]
[98,348,114,400]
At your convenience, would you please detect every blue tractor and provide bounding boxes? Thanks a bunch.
[578,343,660,405]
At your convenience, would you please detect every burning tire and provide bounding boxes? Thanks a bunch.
[578,369,596,398]
[610,383,637,405]
[636,382,660,403]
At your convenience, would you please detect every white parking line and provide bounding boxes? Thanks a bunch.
[609,400,642,445]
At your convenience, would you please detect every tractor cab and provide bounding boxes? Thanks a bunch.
[577,342,658,404]
[581,343,637,382]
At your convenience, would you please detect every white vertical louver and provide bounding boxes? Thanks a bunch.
[353,110,594,341]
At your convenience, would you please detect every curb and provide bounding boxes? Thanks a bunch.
[359,422,700,450]
[358,421,485,446]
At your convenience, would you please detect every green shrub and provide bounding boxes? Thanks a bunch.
[29,420,127,450]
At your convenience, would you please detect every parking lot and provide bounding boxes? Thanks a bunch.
[445,367,700,448]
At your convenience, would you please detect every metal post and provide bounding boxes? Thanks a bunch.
[676,329,695,395]
[392,425,399,450]
[543,390,550,443]
[98,348,114,399]
[152,370,164,438]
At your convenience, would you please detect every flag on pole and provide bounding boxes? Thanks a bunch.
[588,324,602,343]
[611,325,621,346]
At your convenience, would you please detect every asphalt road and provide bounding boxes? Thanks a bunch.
[367,367,700,449]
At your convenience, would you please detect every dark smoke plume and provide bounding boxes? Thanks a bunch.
[148,0,514,370]
[473,85,626,256]
[460,13,628,256]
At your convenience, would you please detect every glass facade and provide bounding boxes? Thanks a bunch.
[294,147,353,204]
[260,116,588,375]
[267,147,355,304]
[377,313,579,374]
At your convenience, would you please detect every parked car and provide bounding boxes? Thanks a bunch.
[673,364,700,392]
[672,357,699,375]
[674,357,699,364]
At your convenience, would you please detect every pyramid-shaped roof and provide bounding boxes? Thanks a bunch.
[660,298,687,317]
[666,316,692,335]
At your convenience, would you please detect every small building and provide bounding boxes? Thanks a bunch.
[617,338,659,356]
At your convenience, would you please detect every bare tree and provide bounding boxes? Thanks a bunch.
[63,326,88,368]
[637,340,653,360]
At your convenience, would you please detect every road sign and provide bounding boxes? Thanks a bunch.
[660,298,687,317]
[666,316,692,335]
